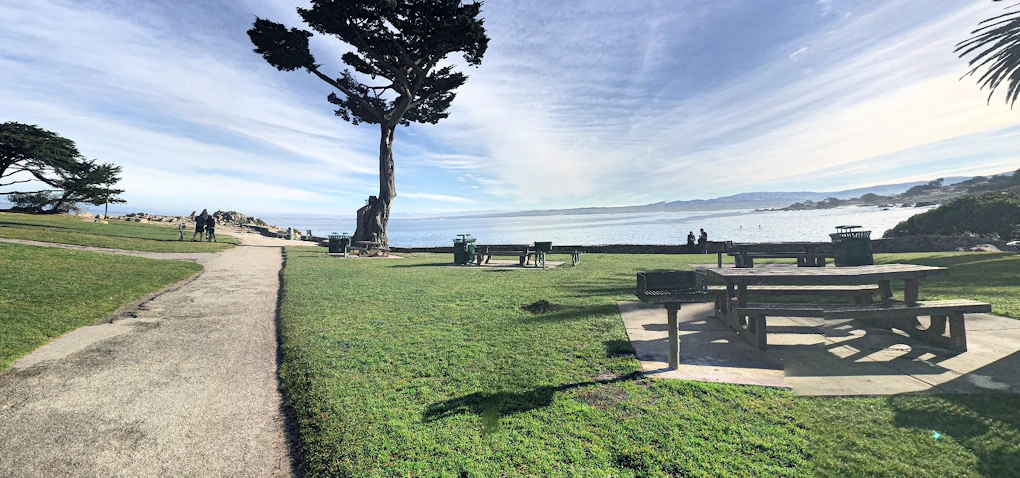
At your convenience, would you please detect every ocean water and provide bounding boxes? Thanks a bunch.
[260,205,934,247]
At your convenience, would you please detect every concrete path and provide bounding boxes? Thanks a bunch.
[0,230,296,477]
[620,301,1020,396]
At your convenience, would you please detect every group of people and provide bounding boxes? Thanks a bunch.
[178,209,216,242]
[685,228,708,254]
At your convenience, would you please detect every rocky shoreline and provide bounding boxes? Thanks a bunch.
[72,210,310,240]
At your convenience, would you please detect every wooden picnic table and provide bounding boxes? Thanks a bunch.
[691,263,989,351]
[728,242,833,268]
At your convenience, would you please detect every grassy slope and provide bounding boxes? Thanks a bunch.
[0,243,202,369]
[0,212,238,252]
[280,250,1020,476]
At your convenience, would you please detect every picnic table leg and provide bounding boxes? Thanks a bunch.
[904,278,920,306]
[723,282,736,315]
[665,303,681,369]
[878,280,894,305]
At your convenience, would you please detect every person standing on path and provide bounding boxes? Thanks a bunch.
[686,231,696,254]
[205,214,217,242]
[698,228,708,254]
[191,209,208,242]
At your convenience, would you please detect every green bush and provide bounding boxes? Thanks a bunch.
[886,191,1020,240]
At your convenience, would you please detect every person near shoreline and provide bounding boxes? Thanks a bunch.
[698,228,708,254]
[205,214,216,242]
[191,209,208,242]
[686,231,696,254]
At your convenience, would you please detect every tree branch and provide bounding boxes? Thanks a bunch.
[0,178,38,186]
[348,19,412,96]
[307,66,383,122]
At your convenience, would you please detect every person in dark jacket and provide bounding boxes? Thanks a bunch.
[686,231,696,253]
[191,209,208,242]
[698,228,708,253]
[205,214,216,242]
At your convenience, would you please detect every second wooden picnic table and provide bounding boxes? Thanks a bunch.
[691,263,989,351]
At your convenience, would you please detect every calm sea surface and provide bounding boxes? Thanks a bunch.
[259,206,933,247]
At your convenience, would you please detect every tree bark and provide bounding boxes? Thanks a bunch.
[354,123,397,246]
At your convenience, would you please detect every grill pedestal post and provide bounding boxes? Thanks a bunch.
[665,302,681,369]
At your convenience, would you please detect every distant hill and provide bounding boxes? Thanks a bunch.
[451,172,1008,219]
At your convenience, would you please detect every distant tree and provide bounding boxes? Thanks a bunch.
[247,0,489,246]
[10,160,125,214]
[0,122,80,191]
[902,178,945,197]
[956,0,1020,108]
[859,193,884,202]
[49,160,125,214]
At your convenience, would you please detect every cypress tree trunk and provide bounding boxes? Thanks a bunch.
[354,123,397,246]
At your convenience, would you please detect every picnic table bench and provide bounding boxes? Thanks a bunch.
[353,241,389,257]
[735,299,990,351]
[728,242,833,268]
[550,245,583,266]
[475,245,531,266]
[694,263,991,352]
[707,284,879,312]
[475,242,558,267]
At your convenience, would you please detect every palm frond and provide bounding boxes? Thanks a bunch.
[956,1,1020,108]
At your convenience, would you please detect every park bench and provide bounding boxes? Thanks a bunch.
[475,245,532,266]
[547,245,584,266]
[353,241,389,257]
[732,299,991,351]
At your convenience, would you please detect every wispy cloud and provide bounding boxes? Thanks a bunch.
[400,193,473,204]
[0,0,1014,215]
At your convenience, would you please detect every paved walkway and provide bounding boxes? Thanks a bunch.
[0,230,297,477]
[619,301,1020,396]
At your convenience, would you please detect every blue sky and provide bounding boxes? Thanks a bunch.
[1,0,1018,216]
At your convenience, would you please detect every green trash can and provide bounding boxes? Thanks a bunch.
[328,233,351,254]
[453,234,476,264]
[830,225,873,266]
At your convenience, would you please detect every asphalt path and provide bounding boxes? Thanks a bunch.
[0,229,299,477]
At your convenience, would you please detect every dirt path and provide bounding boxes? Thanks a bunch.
[0,229,299,477]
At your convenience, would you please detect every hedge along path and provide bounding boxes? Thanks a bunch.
[0,231,296,477]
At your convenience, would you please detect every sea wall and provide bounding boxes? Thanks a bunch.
[871,235,1010,253]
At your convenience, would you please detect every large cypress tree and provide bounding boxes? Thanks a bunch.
[0,122,79,191]
[248,0,488,246]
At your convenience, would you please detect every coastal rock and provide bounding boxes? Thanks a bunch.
[955,244,1001,253]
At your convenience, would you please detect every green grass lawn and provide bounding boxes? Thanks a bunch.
[0,243,202,370]
[279,250,1020,476]
[0,212,238,252]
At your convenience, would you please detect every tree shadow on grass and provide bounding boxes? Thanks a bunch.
[422,372,642,430]
[604,338,636,357]
[521,303,620,323]
[390,262,459,268]
[891,393,1020,477]
[0,221,75,231]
